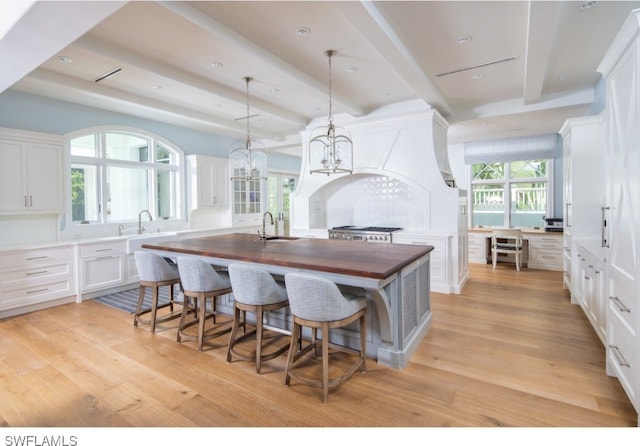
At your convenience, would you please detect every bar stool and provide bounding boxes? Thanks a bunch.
[226,263,290,373]
[176,257,233,351]
[133,250,182,333]
[284,272,367,403]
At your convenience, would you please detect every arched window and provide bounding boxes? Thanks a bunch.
[69,128,182,224]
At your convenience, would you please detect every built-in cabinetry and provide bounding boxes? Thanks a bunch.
[596,9,640,421]
[560,115,606,292]
[0,128,64,213]
[468,229,563,271]
[76,239,128,301]
[187,155,229,210]
[572,244,607,344]
[394,234,451,293]
[0,245,76,318]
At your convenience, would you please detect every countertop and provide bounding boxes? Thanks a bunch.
[468,227,563,236]
[142,233,434,280]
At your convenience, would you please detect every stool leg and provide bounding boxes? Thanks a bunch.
[150,284,160,333]
[226,305,242,362]
[197,295,207,351]
[284,321,300,386]
[360,313,366,373]
[322,321,329,403]
[134,285,145,327]
[177,295,192,343]
[255,306,264,373]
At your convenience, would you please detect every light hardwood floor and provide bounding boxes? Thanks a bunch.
[0,263,637,428]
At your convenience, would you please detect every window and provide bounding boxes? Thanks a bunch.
[470,159,550,228]
[69,129,182,223]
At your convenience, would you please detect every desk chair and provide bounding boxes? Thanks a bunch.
[491,229,524,271]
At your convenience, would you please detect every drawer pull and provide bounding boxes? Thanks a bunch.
[411,241,429,245]
[95,248,113,252]
[26,270,48,276]
[609,296,631,313]
[608,345,631,368]
[95,256,115,260]
[27,288,49,295]
[26,256,48,261]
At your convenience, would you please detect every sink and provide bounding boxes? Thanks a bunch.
[126,232,178,254]
[263,236,300,242]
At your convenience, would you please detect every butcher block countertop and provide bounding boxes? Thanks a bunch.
[142,233,434,280]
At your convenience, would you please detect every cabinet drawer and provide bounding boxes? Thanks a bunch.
[1,262,71,287]
[528,236,563,250]
[529,250,563,267]
[0,279,74,311]
[0,246,73,269]
[608,278,637,333]
[607,319,638,404]
[79,241,126,258]
[468,235,487,248]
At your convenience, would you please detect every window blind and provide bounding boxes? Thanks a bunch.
[464,133,561,164]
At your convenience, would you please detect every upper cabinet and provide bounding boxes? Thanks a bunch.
[560,115,607,244]
[0,128,64,214]
[186,154,230,211]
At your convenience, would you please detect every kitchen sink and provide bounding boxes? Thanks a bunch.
[125,232,178,254]
[263,236,300,242]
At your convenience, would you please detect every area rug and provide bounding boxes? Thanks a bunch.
[94,288,171,314]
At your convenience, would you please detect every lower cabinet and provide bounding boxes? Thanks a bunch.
[77,240,127,300]
[0,245,76,317]
[468,232,488,264]
[528,234,563,271]
[572,244,607,344]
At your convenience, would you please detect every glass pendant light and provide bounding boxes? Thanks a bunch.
[309,50,353,175]
[230,76,267,181]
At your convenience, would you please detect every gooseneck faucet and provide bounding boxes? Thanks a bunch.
[259,211,274,241]
[138,210,153,234]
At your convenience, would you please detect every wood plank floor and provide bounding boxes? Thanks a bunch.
[0,263,637,428]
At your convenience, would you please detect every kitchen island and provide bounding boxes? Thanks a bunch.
[142,233,433,369]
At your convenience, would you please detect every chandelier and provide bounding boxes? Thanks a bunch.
[309,50,353,175]
[230,76,267,181]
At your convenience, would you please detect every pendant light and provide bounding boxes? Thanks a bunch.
[309,50,353,175]
[230,76,267,181]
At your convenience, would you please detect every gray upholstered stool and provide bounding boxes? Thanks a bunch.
[133,250,182,333]
[176,257,233,351]
[284,272,367,403]
[226,263,290,373]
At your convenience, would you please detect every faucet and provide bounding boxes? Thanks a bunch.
[259,211,274,241]
[138,210,153,234]
[118,224,125,236]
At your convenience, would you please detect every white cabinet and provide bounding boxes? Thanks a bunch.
[572,245,607,344]
[187,155,229,210]
[468,232,488,264]
[0,128,64,213]
[597,9,640,420]
[528,234,563,271]
[394,234,453,293]
[77,240,126,299]
[0,245,75,317]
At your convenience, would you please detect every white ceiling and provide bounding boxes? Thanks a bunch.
[2,0,639,156]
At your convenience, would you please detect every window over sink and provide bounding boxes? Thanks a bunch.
[69,128,183,224]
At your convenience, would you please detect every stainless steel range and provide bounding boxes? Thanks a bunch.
[328,225,402,243]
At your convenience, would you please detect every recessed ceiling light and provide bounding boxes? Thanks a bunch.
[471,73,483,80]
[296,26,310,36]
[559,75,567,81]
[270,87,280,93]
[345,66,358,73]
[579,1,597,10]
[456,35,472,44]
[151,84,162,89]
[58,56,72,64]
[211,60,223,68]
[382,91,391,97]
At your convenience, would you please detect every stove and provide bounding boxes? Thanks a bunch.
[328,225,403,243]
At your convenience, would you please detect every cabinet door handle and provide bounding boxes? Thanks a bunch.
[27,288,49,295]
[24,195,28,207]
[27,270,49,276]
[29,195,33,207]
[601,206,610,248]
[608,345,631,368]
[26,256,48,261]
[609,296,631,313]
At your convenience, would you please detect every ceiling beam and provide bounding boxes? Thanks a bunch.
[0,0,127,93]
[157,0,364,117]
[72,35,306,129]
[523,1,562,104]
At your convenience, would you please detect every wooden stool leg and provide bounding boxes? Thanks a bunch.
[197,295,207,351]
[150,285,159,333]
[284,322,300,386]
[134,285,145,326]
[177,295,191,343]
[360,313,366,372]
[322,321,329,403]
[226,306,242,362]
[255,306,264,373]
